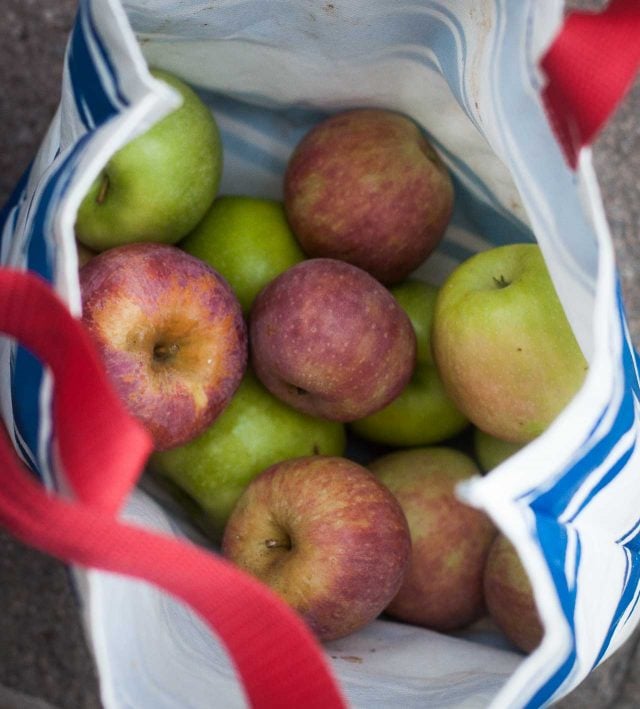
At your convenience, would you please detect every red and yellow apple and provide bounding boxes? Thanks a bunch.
[80,242,247,450]
[222,455,411,642]
[249,258,416,421]
[484,534,544,653]
[284,108,454,284]
[370,447,496,631]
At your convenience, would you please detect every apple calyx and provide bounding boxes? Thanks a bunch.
[153,341,180,363]
[95,172,110,205]
[265,538,292,550]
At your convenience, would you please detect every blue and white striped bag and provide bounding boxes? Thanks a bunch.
[2,0,639,706]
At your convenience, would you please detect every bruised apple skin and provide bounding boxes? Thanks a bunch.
[222,456,411,642]
[370,447,496,631]
[284,108,454,284]
[484,534,544,653]
[249,258,417,422]
[80,243,247,450]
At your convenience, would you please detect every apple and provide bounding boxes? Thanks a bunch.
[180,196,305,314]
[222,455,411,641]
[369,447,496,631]
[431,243,589,443]
[350,279,468,446]
[148,368,346,539]
[80,242,247,450]
[76,240,96,267]
[284,108,454,284]
[484,534,544,653]
[474,428,524,473]
[75,68,222,251]
[249,258,416,421]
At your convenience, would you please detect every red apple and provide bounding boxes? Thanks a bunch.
[80,243,247,450]
[370,447,496,631]
[484,533,544,653]
[222,456,411,642]
[284,108,454,284]
[249,258,416,421]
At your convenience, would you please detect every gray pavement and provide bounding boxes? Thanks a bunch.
[0,0,639,707]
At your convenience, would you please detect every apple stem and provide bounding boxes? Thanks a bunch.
[96,173,110,205]
[493,275,511,289]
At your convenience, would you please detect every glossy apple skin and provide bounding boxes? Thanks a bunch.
[149,369,346,539]
[473,428,524,473]
[180,196,305,314]
[484,534,544,653]
[222,456,411,642]
[284,109,453,284]
[370,447,496,631]
[249,258,416,422]
[75,69,222,251]
[432,244,589,443]
[80,243,247,450]
[351,279,468,446]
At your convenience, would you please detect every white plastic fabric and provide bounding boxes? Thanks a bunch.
[2,1,640,707]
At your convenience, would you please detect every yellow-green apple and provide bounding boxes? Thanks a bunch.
[484,534,544,653]
[180,196,305,314]
[432,244,588,443]
[222,456,411,641]
[80,242,247,450]
[370,447,496,631]
[75,69,222,251]
[474,428,524,473]
[284,108,454,284]
[249,258,416,421]
[76,240,96,267]
[350,279,468,446]
[149,368,346,539]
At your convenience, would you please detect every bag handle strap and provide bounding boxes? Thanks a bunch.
[0,269,346,709]
[541,0,640,168]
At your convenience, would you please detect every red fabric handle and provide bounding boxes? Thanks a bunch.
[1,269,151,513]
[541,0,640,168]
[0,269,346,709]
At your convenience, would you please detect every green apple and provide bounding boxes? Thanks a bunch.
[180,196,305,313]
[432,243,589,443]
[473,428,524,473]
[75,68,222,251]
[350,279,468,446]
[148,368,346,539]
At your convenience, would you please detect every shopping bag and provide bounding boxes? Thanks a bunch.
[1,0,640,706]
